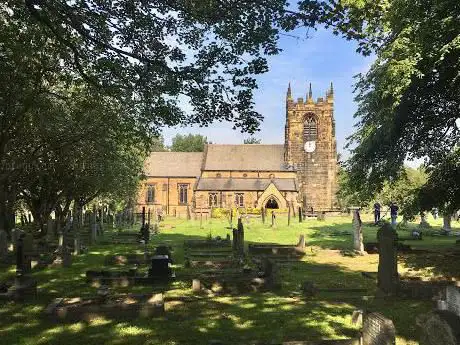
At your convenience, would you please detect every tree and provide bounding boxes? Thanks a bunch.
[291,0,460,213]
[151,136,167,152]
[171,134,207,152]
[244,137,262,144]
[15,0,294,133]
[17,85,148,235]
[1,0,298,233]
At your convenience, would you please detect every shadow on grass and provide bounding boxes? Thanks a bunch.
[0,226,430,345]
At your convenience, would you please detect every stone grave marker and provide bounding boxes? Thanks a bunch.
[237,217,244,256]
[362,312,396,345]
[446,285,460,317]
[377,223,399,295]
[23,233,34,273]
[352,209,364,254]
[297,234,306,249]
[11,228,23,252]
[148,255,172,278]
[418,310,460,345]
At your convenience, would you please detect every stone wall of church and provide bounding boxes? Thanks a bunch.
[137,177,197,216]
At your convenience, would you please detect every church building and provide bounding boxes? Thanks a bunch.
[137,83,338,215]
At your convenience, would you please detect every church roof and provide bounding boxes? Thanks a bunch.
[144,152,203,177]
[196,178,297,191]
[203,144,287,171]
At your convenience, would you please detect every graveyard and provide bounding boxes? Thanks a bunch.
[0,213,459,345]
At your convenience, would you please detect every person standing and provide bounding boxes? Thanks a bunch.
[390,202,399,227]
[373,202,381,225]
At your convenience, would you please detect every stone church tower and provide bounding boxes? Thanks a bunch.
[284,82,338,211]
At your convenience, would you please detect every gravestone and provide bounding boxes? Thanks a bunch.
[418,310,460,345]
[297,234,306,249]
[352,209,364,254]
[192,279,201,292]
[377,223,399,295]
[261,207,265,224]
[148,255,172,278]
[317,212,326,221]
[298,207,302,223]
[15,234,25,280]
[23,233,34,273]
[11,228,23,252]
[362,312,396,345]
[237,217,245,256]
[271,211,276,227]
[0,230,8,260]
[446,285,460,318]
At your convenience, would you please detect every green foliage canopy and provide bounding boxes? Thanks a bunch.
[171,134,207,152]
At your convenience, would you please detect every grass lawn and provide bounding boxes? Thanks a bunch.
[0,214,459,345]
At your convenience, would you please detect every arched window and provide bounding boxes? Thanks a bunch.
[208,193,218,207]
[304,115,317,141]
[146,185,155,203]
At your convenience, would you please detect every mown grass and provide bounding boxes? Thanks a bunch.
[0,213,458,345]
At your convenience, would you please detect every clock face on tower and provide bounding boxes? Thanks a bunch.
[304,141,316,153]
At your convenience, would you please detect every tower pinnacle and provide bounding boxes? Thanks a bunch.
[286,82,292,100]
[307,83,313,102]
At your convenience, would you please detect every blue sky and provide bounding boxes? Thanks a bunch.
[162,28,374,158]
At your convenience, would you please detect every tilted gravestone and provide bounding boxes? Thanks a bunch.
[377,223,399,295]
[362,312,396,345]
[352,209,364,254]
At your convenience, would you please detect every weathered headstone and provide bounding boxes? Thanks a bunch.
[237,217,244,256]
[418,310,460,345]
[11,228,23,252]
[317,212,326,221]
[0,230,8,260]
[297,234,306,249]
[377,223,399,295]
[362,312,396,345]
[298,207,302,223]
[22,233,34,273]
[446,285,460,318]
[192,279,201,292]
[352,209,364,254]
[271,211,276,227]
[15,233,25,281]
